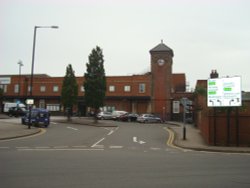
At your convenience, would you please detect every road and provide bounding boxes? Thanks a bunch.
[1,118,250,188]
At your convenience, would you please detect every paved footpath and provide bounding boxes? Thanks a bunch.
[0,116,41,140]
[169,121,250,153]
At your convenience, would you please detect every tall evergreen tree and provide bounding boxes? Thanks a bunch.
[84,46,106,121]
[61,64,78,121]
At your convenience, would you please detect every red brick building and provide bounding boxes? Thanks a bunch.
[194,78,250,146]
[0,42,192,120]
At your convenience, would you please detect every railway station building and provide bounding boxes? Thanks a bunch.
[0,42,193,120]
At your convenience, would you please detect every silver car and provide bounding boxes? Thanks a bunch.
[137,114,162,123]
[97,111,113,120]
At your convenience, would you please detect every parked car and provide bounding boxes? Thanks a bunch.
[111,110,127,120]
[118,113,139,122]
[97,111,113,120]
[8,107,26,117]
[137,114,162,123]
[21,108,50,127]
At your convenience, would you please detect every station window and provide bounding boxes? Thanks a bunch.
[0,85,7,93]
[81,86,85,92]
[53,85,59,92]
[40,86,46,92]
[139,83,146,93]
[47,104,60,111]
[14,84,19,93]
[124,85,131,92]
[109,85,115,92]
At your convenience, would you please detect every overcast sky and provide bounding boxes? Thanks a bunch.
[1,0,250,91]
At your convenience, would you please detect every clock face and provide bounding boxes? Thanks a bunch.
[157,59,165,66]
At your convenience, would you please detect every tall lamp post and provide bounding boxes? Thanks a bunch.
[17,60,23,96]
[28,25,59,129]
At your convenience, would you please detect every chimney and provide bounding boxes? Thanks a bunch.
[210,70,219,78]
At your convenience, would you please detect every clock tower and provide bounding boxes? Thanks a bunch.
[149,41,174,120]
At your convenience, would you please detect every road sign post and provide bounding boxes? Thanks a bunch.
[26,99,34,129]
[181,98,188,140]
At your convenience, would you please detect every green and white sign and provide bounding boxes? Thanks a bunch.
[207,76,242,107]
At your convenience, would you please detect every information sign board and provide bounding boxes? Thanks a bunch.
[207,76,242,107]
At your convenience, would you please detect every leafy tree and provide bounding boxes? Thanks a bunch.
[84,46,106,122]
[61,64,78,121]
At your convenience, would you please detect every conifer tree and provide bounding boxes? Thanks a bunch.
[61,64,78,121]
[84,46,106,121]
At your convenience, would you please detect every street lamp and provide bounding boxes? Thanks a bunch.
[30,25,59,96]
[17,60,23,96]
[28,25,59,129]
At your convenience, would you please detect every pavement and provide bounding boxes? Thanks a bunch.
[0,114,41,140]
[1,113,250,153]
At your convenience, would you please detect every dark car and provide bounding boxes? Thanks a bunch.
[8,107,26,117]
[21,108,50,127]
[111,111,127,120]
[118,113,138,122]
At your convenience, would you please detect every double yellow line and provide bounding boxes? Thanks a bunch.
[164,127,182,150]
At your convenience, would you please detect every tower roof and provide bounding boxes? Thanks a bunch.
[150,41,174,56]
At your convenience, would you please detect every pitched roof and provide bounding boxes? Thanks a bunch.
[150,42,174,56]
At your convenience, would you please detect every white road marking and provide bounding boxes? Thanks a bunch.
[35,146,50,149]
[54,146,68,149]
[17,148,104,151]
[91,137,105,148]
[72,145,87,148]
[150,147,161,151]
[107,130,114,136]
[107,127,119,136]
[0,146,10,149]
[67,126,78,131]
[133,136,137,143]
[16,146,29,149]
[138,140,146,144]
[109,146,123,149]
[133,136,146,144]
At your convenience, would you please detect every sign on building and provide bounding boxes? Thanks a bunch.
[0,77,11,85]
[207,76,242,107]
[26,99,34,105]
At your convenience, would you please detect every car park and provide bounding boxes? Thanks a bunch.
[97,111,113,120]
[137,114,162,123]
[118,113,138,122]
[21,108,50,127]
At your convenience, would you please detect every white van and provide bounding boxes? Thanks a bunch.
[3,102,26,113]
